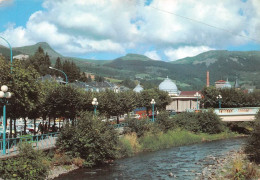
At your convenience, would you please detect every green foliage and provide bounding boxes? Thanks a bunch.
[172,110,224,134]
[0,143,50,180]
[245,111,260,164]
[56,111,119,167]
[155,111,175,132]
[201,86,260,108]
[124,118,156,137]
[44,85,83,119]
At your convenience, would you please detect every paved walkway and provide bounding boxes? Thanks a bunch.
[0,135,58,159]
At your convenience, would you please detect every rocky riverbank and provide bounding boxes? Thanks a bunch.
[47,164,79,180]
[199,150,260,179]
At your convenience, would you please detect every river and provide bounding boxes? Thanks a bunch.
[55,138,245,180]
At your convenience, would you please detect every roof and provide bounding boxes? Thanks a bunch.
[215,80,226,83]
[159,77,178,93]
[179,91,201,97]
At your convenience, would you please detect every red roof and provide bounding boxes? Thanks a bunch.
[215,80,226,83]
[179,91,201,97]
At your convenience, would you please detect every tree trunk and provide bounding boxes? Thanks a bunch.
[23,118,27,135]
[33,119,36,135]
[48,117,51,133]
[117,116,119,124]
[14,119,17,138]
[10,119,12,138]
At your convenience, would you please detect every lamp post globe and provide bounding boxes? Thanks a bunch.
[216,95,222,109]
[194,92,201,110]
[1,85,8,92]
[0,85,12,155]
[150,99,156,122]
[92,98,98,115]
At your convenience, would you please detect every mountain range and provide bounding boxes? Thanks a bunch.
[0,42,260,90]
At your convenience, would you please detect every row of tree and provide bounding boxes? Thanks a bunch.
[0,57,171,137]
[201,86,260,108]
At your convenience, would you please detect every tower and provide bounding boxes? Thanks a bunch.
[206,71,210,87]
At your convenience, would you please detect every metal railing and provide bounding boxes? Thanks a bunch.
[186,107,259,116]
[0,132,59,157]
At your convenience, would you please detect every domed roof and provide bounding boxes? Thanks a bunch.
[159,77,178,95]
[133,84,143,93]
[222,78,232,89]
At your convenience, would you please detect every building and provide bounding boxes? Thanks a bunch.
[133,84,144,93]
[13,54,29,60]
[159,77,180,96]
[215,78,232,89]
[159,77,201,112]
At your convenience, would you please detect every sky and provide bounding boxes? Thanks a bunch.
[0,0,260,61]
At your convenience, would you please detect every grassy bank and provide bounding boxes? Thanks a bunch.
[117,129,240,158]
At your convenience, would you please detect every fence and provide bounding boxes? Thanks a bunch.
[0,132,59,157]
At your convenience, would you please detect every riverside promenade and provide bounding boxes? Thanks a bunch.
[0,133,58,159]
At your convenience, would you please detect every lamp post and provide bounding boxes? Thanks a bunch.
[216,95,222,109]
[0,85,12,155]
[49,67,68,84]
[92,98,98,115]
[194,92,201,110]
[0,36,12,73]
[150,99,156,122]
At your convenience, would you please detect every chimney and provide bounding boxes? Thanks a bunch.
[206,71,210,87]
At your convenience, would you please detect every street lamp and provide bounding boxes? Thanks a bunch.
[216,95,222,109]
[194,92,201,110]
[92,98,98,115]
[150,99,156,122]
[49,66,68,84]
[0,85,12,155]
[0,36,12,73]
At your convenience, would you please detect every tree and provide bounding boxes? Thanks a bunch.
[25,46,51,76]
[44,85,82,123]
[245,111,260,163]
[0,58,41,136]
[56,111,118,167]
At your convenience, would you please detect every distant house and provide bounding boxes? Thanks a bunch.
[13,54,29,60]
[72,80,129,93]
[215,79,232,89]
[39,74,66,84]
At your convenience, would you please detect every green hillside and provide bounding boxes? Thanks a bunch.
[1,42,260,90]
[0,45,22,58]
[13,42,62,59]
[116,53,154,61]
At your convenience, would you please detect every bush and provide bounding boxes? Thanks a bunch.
[155,111,175,132]
[245,111,260,163]
[56,111,119,167]
[124,117,156,137]
[172,110,224,134]
[0,143,50,180]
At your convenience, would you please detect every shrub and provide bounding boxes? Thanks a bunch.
[172,112,201,133]
[117,133,140,158]
[155,111,175,132]
[172,110,224,134]
[52,151,73,166]
[56,111,119,167]
[245,111,260,163]
[124,117,155,137]
[0,143,50,180]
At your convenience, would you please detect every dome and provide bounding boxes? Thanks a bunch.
[159,77,178,95]
[222,78,232,89]
[133,84,143,93]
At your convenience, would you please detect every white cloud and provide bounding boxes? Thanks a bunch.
[0,0,259,57]
[144,50,161,60]
[164,46,214,61]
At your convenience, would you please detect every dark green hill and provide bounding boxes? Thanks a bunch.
[1,42,259,90]
[0,45,22,58]
[13,42,62,59]
[116,53,154,61]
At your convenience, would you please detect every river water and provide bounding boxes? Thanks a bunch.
[56,138,245,180]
